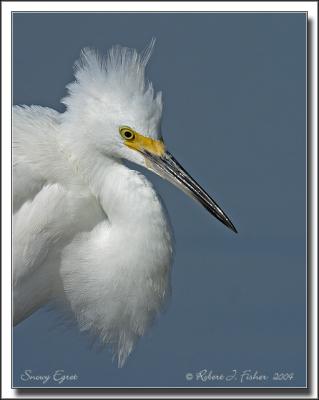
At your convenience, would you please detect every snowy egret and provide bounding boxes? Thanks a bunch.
[13,40,237,366]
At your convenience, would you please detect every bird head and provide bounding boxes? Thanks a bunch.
[62,40,237,233]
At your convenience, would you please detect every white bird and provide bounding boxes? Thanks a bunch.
[13,40,237,367]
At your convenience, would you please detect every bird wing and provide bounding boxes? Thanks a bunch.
[13,182,105,325]
[12,105,106,323]
[13,105,85,212]
[13,105,58,212]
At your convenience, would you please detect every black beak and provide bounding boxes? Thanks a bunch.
[143,150,237,233]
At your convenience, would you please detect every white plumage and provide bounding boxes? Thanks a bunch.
[13,40,236,367]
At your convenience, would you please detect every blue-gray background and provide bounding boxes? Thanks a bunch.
[13,13,306,388]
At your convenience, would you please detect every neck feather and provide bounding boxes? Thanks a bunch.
[59,129,171,233]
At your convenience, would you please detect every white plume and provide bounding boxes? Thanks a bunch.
[62,38,162,130]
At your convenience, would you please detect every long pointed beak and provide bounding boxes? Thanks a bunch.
[143,150,238,233]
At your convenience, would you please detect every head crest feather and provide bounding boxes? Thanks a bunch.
[62,38,161,113]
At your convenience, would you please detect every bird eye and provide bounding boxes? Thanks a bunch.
[120,127,135,141]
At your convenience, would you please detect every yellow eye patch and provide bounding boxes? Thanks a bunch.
[119,126,165,157]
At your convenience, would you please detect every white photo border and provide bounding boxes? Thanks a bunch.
[1,1,317,398]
